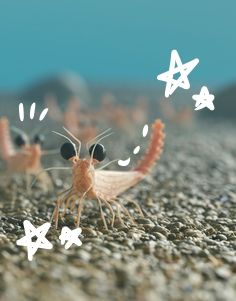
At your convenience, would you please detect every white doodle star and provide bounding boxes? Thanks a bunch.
[192,86,215,111]
[157,49,199,97]
[59,227,82,249]
[16,220,53,261]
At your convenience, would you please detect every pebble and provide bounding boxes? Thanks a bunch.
[216,234,228,241]
[152,232,166,240]
[151,225,169,236]
[167,233,176,240]
[215,267,231,280]
[135,218,155,226]
[82,228,97,237]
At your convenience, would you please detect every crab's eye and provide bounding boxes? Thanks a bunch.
[33,134,44,146]
[14,134,26,147]
[60,142,76,160]
[89,143,106,162]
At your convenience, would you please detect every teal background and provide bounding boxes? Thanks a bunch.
[0,0,235,89]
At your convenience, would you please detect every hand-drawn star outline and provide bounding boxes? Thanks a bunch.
[192,86,215,111]
[59,226,82,249]
[157,49,199,98]
[16,220,53,261]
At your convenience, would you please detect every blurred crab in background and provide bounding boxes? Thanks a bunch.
[45,95,98,143]
[99,93,149,132]
[160,100,193,126]
[0,117,54,192]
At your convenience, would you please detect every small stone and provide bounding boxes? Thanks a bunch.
[153,232,166,240]
[151,225,168,236]
[167,233,176,240]
[82,228,97,237]
[216,267,231,279]
[135,218,154,225]
[216,234,228,241]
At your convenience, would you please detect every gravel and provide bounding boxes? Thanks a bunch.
[0,120,236,301]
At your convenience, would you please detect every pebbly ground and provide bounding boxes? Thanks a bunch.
[0,120,236,301]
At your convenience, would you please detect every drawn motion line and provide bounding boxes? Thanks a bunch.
[118,124,149,167]
[19,102,49,122]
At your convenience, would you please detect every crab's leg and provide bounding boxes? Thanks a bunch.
[97,196,108,230]
[125,195,144,216]
[76,197,84,227]
[62,193,76,217]
[110,200,125,226]
[117,200,136,225]
[51,189,73,226]
[102,198,115,227]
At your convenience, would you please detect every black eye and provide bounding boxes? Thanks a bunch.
[33,134,45,146]
[60,142,76,160]
[14,134,26,147]
[89,144,106,162]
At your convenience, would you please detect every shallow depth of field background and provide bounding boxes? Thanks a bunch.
[0,0,235,116]
[1,2,236,301]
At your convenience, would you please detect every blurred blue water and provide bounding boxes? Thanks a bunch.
[0,0,235,89]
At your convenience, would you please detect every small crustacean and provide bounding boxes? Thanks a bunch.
[130,97,149,125]
[45,96,97,143]
[0,117,52,191]
[51,119,165,228]
[100,94,149,133]
[100,95,131,131]
[160,101,193,126]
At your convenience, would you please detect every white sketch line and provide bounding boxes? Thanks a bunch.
[19,103,24,122]
[18,103,49,122]
[118,158,131,167]
[192,86,215,111]
[16,220,53,261]
[133,145,140,155]
[39,108,49,121]
[30,102,36,120]
[118,123,149,167]
[157,49,199,97]
[59,226,82,249]
[142,124,149,137]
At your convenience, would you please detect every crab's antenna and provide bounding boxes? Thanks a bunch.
[97,159,119,170]
[63,126,81,157]
[11,126,29,142]
[86,128,112,150]
[89,132,114,165]
[52,130,78,157]
[31,167,71,188]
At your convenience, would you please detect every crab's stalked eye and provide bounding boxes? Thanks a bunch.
[14,134,27,147]
[89,144,106,162]
[33,134,45,146]
[60,142,76,160]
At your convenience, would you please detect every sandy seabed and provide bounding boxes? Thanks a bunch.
[0,120,236,301]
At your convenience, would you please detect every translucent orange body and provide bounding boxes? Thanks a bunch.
[52,119,165,228]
